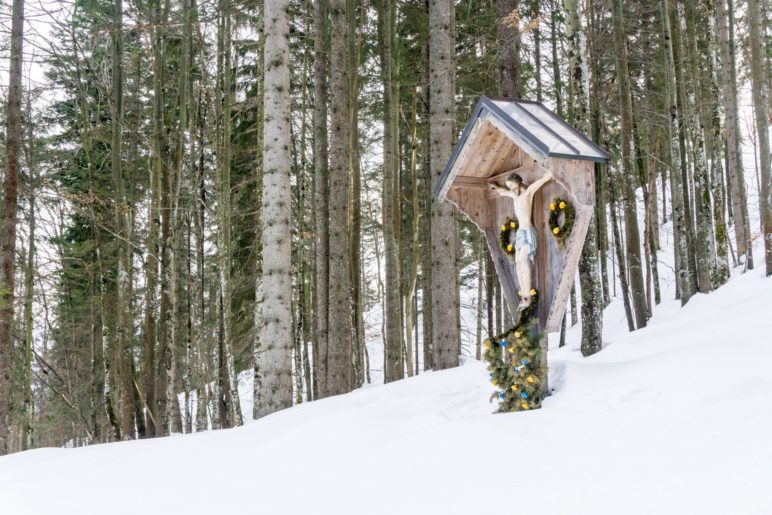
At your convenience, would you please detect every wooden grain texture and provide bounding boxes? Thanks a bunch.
[441,122,597,332]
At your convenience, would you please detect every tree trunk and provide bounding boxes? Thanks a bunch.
[0,0,24,454]
[612,0,647,329]
[326,0,353,394]
[110,0,135,440]
[566,0,603,355]
[256,0,294,417]
[661,0,694,304]
[21,95,36,450]
[746,0,772,275]
[382,0,403,383]
[683,0,717,293]
[313,0,330,398]
[404,86,421,377]
[716,0,753,269]
[349,0,365,387]
[429,0,460,370]
[496,0,521,98]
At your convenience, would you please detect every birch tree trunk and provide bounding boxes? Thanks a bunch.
[684,0,717,293]
[0,0,24,454]
[256,0,294,417]
[429,0,460,370]
[567,0,603,354]
[716,0,753,269]
[705,0,730,286]
[661,0,694,304]
[746,0,772,275]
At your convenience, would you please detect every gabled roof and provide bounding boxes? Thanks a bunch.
[433,96,608,197]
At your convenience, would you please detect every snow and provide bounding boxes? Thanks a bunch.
[1,257,771,514]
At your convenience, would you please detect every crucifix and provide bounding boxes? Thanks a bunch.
[489,171,553,310]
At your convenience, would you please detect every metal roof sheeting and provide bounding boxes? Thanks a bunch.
[434,96,608,197]
[489,98,608,161]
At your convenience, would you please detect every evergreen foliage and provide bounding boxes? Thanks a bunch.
[483,294,545,412]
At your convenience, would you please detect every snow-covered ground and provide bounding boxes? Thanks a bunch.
[1,253,771,514]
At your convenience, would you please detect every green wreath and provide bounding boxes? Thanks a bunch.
[482,291,546,412]
[499,217,519,256]
[548,198,575,248]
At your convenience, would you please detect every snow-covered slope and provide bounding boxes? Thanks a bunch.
[1,266,771,515]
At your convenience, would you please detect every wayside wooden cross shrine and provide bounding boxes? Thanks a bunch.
[434,96,608,333]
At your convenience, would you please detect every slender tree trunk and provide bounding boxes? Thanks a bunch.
[0,0,24,454]
[21,97,36,451]
[404,86,421,377]
[550,0,563,116]
[110,0,134,440]
[716,0,753,269]
[684,0,717,293]
[612,0,647,329]
[314,0,331,398]
[382,0,403,383]
[662,0,694,304]
[218,4,243,427]
[747,0,772,275]
[430,0,460,370]
[610,180,635,331]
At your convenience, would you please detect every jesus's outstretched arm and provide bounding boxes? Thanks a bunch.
[524,171,553,200]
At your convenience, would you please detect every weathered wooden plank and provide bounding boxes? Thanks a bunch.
[483,227,519,320]
[436,118,484,200]
[479,129,514,175]
[544,204,594,331]
[450,176,488,189]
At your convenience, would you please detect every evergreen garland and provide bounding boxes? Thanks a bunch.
[548,198,575,248]
[482,292,546,412]
[499,217,518,256]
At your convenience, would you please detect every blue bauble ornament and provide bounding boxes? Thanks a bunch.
[498,392,505,400]
[520,391,528,399]
[520,358,528,365]
[501,340,508,347]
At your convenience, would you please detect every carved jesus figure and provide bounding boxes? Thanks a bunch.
[489,171,553,310]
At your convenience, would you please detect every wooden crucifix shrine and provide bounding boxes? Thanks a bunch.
[433,97,608,332]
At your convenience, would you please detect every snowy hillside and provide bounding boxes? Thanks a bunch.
[1,264,771,514]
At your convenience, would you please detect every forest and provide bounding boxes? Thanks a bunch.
[0,0,769,456]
